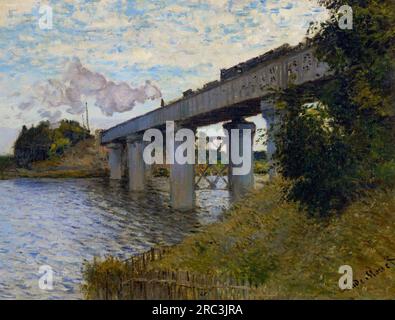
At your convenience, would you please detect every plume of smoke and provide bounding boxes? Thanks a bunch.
[96,80,162,116]
[18,57,162,121]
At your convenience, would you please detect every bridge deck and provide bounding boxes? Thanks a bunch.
[101,44,328,144]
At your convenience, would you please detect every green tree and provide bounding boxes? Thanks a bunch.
[14,119,91,168]
[14,121,52,168]
[274,0,395,215]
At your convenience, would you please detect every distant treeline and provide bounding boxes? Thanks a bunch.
[14,120,91,168]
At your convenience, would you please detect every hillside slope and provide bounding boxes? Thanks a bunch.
[5,138,109,179]
[152,181,395,299]
[84,180,395,299]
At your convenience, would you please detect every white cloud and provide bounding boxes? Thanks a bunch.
[0,0,328,129]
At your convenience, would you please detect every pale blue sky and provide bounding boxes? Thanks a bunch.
[0,0,328,154]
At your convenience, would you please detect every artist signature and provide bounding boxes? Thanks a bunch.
[353,257,395,289]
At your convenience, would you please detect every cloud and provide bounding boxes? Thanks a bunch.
[0,127,19,154]
[1,0,328,129]
[0,0,38,27]
[65,58,108,95]
[38,109,62,123]
[18,100,35,111]
[18,57,162,119]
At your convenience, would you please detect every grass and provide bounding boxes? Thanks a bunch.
[0,155,13,169]
[83,179,395,299]
[1,138,109,179]
[254,160,269,175]
[15,168,107,179]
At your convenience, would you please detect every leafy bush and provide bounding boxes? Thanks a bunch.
[14,122,52,168]
[82,256,134,300]
[0,156,13,170]
[254,160,269,175]
[273,0,395,215]
[0,156,14,178]
[14,120,90,168]
[49,137,71,158]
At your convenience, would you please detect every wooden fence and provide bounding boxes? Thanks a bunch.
[88,247,255,300]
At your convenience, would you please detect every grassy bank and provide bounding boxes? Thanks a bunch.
[2,142,267,180]
[1,138,108,180]
[83,180,395,299]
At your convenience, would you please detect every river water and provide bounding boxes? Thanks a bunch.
[0,178,231,299]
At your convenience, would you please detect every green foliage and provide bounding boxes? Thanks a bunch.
[274,0,395,215]
[55,120,89,143]
[82,181,395,299]
[14,122,52,168]
[152,181,395,299]
[374,160,395,188]
[0,156,13,170]
[153,166,170,177]
[0,155,14,178]
[254,160,269,175]
[82,256,134,299]
[49,137,70,158]
[14,120,90,168]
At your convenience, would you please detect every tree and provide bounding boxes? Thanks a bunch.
[14,121,52,168]
[274,0,395,215]
[14,119,91,168]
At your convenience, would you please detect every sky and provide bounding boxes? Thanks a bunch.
[0,0,328,154]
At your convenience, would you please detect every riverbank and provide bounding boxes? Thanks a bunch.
[83,179,395,299]
[0,138,109,180]
[1,138,269,180]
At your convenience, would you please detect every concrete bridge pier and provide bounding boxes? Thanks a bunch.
[261,101,278,179]
[169,125,196,211]
[127,135,146,191]
[223,119,256,199]
[108,143,123,180]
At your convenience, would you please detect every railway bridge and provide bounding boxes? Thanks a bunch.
[101,43,329,210]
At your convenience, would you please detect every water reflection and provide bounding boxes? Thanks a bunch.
[0,177,230,299]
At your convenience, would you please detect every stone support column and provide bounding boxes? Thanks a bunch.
[169,124,196,211]
[127,135,146,191]
[107,143,123,180]
[223,119,256,199]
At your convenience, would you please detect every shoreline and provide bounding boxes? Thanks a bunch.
[82,180,395,300]
[0,168,108,180]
